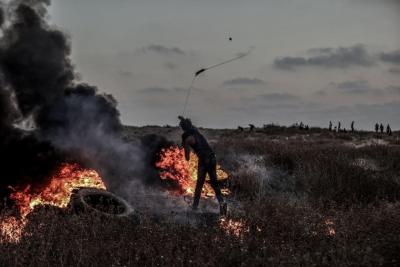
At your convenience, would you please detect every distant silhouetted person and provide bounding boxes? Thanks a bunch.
[351,121,355,133]
[380,123,384,134]
[249,124,255,132]
[375,123,379,133]
[238,126,244,132]
[337,122,341,132]
[387,124,392,136]
[329,121,332,131]
[334,126,337,132]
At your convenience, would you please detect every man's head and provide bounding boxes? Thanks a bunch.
[178,116,194,131]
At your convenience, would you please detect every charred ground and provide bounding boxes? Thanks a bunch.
[1,125,399,266]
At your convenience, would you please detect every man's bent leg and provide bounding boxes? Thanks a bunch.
[208,157,224,204]
[193,162,207,209]
[208,156,227,215]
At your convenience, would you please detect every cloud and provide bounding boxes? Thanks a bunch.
[307,47,334,54]
[335,80,373,94]
[274,44,374,70]
[117,70,134,78]
[259,93,298,101]
[379,50,400,65]
[240,93,299,107]
[141,44,185,56]
[222,77,266,86]
[328,80,383,95]
[326,80,400,96]
[388,67,400,74]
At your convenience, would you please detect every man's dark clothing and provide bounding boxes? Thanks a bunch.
[182,129,224,208]
[182,129,213,161]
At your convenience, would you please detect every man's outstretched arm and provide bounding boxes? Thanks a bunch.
[183,135,195,161]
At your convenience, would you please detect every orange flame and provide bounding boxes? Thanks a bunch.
[156,146,229,197]
[1,163,106,243]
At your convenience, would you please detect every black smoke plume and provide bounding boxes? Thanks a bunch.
[0,0,127,206]
[140,134,174,186]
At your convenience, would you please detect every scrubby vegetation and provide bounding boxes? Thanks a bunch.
[1,127,399,266]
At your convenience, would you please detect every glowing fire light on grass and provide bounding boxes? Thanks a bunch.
[0,163,106,243]
[219,217,249,238]
[156,146,229,197]
[324,219,336,236]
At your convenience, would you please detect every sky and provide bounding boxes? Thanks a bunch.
[48,0,400,129]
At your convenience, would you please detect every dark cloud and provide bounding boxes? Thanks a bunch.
[141,44,185,56]
[335,80,372,94]
[307,47,334,54]
[274,44,374,70]
[328,80,385,95]
[379,50,400,65]
[388,67,400,74]
[327,81,400,96]
[222,77,265,86]
[274,57,307,70]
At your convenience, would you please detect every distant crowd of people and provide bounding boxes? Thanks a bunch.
[296,122,310,131]
[374,123,392,135]
[236,121,394,136]
[327,121,356,133]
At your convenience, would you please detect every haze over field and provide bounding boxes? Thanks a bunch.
[49,0,400,129]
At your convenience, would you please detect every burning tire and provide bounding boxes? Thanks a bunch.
[70,188,136,219]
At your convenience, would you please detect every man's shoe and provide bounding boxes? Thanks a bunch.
[220,202,227,216]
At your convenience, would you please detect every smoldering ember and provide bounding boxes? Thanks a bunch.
[0,1,399,266]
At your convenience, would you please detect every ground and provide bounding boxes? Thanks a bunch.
[1,125,400,266]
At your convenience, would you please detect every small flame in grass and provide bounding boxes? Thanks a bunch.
[0,217,24,243]
[324,219,336,236]
[219,217,249,238]
[156,146,229,197]
[0,163,106,243]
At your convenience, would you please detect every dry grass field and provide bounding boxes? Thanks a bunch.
[1,125,399,266]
